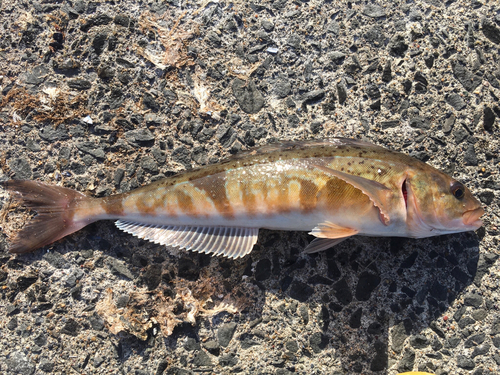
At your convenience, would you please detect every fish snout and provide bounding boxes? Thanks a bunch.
[462,207,485,228]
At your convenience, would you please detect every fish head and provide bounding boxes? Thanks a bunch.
[405,170,484,237]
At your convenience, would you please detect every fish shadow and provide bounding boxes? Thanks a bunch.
[239,230,485,374]
[132,229,485,374]
[0,222,488,374]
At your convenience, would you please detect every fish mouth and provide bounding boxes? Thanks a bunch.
[462,207,485,228]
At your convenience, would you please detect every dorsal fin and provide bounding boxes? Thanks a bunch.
[222,138,385,161]
[115,221,258,259]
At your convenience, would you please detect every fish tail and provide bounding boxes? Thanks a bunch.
[1,180,96,253]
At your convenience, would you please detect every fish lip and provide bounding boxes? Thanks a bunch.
[462,207,485,227]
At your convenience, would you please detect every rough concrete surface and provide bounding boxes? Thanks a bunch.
[0,0,499,374]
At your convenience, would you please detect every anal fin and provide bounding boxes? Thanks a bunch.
[115,220,258,259]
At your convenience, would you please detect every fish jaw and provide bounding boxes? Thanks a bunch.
[462,207,484,228]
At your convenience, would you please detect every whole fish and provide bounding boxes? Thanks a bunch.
[0,138,484,258]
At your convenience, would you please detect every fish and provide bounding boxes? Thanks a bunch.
[0,138,484,258]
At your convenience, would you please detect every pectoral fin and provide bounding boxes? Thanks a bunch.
[313,164,393,225]
[306,222,357,253]
[309,221,358,239]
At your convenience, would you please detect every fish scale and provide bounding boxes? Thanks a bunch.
[0,138,484,258]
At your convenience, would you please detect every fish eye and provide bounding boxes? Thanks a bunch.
[451,182,465,199]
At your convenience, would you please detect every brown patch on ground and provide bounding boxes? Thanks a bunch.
[1,87,90,127]
[136,11,198,70]
[96,288,153,341]
[95,271,255,340]
[0,152,9,174]
[0,193,33,248]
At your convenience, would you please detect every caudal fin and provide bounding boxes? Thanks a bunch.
[1,180,92,253]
